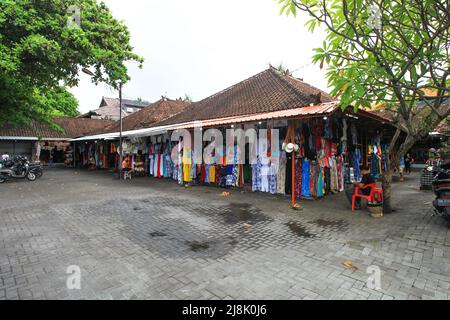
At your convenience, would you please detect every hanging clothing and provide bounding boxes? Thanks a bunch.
[277,152,287,194]
[330,157,339,193]
[209,165,216,184]
[252,159,262,192]
[260,163,270,193]
[353,149,362,181]
[301,159,311,197]
[268,162,277,194]
[294,159,302,198]
[285,153,293,195]
[317,167,325,197]
[309,162,319,198]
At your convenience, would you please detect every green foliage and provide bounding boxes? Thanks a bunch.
[0,0,143,127]
[277,0,450,127]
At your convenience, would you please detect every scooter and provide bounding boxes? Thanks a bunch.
[0,155,37,183]
[432,161,450,222]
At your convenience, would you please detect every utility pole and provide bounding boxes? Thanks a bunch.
[119,82,123,180]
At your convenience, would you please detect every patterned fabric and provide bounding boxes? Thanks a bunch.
[309,162,319,198]
[268,163,277,194]
[276,153,286,194]
[330,157,339,193]
[353,149,361,181]
[177,153,183,185]
[226,165,235,187]
[252,159,262,192]
[204,164,210,183]
[260,163,270,192]
[301,159,311,197]
[294,159,302,198]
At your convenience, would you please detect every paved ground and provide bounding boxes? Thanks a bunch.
[0,167,449,300]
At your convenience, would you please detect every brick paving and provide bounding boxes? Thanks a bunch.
[0,168,449,300]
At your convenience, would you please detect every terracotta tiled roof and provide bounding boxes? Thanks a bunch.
[152,67,334,127]
[0,117,114,139]
[79,97,151,119]
[103,98,191,133]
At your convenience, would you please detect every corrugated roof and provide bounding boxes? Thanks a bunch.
[172,102,340,129]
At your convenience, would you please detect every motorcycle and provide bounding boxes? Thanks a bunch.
[28,161,43,178]
[432,160,450,222]
[0,155,41,183]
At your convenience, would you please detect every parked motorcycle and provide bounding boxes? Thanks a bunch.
[432,159,450,222]
[0,155,41,183]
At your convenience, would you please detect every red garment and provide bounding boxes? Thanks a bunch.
[157,154,162,178]
[201,165,206,182]
[324,139,332,158]
[331,143,338,156]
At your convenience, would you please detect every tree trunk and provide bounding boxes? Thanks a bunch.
[382,167,394,213]
[381,132,417,214]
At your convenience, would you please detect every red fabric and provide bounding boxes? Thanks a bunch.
[157,154,162,178]
[200,165,206,182]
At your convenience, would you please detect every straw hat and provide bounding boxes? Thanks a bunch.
[285,143,295,153]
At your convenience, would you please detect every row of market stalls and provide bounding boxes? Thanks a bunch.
[72,67,395,201]
[0,117,115,165]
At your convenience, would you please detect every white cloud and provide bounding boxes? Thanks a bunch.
[70,0,329,113]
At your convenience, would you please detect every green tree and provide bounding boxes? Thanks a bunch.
[0,0,143,127]
[278,0,450,213]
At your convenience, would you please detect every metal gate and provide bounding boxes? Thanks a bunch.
[0,140,33,160]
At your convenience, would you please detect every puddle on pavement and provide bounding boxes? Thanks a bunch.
[149,231,167,237]
[286,221,316,238]
[187,241,210,252]
[311,219,346,228]
[223,203,268,224]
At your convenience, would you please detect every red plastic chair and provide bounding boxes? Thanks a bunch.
[374,188,383,202]
[352,183,378,211]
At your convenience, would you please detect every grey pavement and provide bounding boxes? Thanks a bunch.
[0,168,449,300]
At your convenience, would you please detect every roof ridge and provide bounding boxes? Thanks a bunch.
[197,68,273,104]
[268,67,330,105]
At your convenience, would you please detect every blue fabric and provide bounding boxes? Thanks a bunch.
[301,159,311,197]
[353,149,361,181]
[371,153,380,179]
[252,159,262,192]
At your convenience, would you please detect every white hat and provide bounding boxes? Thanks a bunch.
[285,143,295,153]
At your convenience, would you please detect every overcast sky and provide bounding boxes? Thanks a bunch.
[69,0,329,113]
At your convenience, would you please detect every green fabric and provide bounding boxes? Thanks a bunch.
[243,164,251,183]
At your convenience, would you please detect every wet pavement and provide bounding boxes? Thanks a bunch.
[0,168,449,300]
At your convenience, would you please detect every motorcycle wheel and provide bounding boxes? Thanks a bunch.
[27,172,36,181]
[444,207,450,222]
[0,177,5,184]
